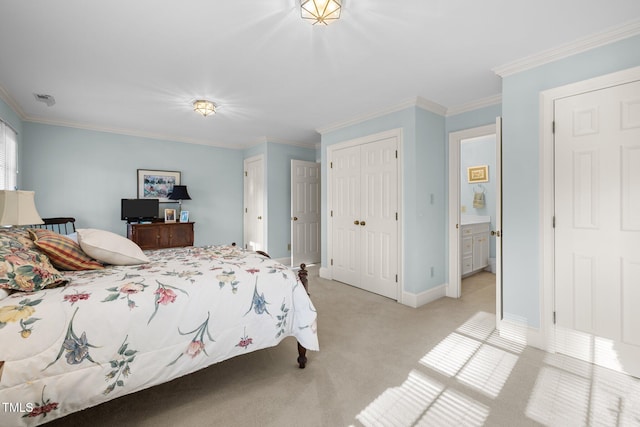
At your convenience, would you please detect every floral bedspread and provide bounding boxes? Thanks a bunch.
[0,245,318,426]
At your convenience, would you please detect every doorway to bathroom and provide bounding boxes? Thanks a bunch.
[448,121,502,327]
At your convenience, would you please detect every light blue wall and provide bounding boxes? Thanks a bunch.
[265,142,316,259]
[21,122,244,246]
[321,106,446,295]
[460,135,497,258]
[444,103,502,281]
[445,104,502,136]
[243,141,316,260]
[501,34,640,328]
[415,108,447,289]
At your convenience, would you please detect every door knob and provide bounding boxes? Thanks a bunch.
[360,221,366,226]
[293,217,298,221]
[258,216,262,220]
[354,220,360,225]
[491,230,501,237]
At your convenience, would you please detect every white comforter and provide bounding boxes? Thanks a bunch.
[0,245,318,425]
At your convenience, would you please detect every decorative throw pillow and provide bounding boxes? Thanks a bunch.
[0,228,38,250]
[0,234,67,292]
[77,228,149,265]
[28,228,104,271]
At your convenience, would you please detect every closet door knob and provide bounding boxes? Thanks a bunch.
[293,217,298,221]
[360,221,366,226]
[354,220,360,225]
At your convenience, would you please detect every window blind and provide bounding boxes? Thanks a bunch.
[0,120,17,190]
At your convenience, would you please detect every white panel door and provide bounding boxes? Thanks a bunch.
[555,80,640,377]
[360,138,398,299]
[243,155,264,252]
[291,160,321,267]
[331,136,398,300]
[332,145,361,286]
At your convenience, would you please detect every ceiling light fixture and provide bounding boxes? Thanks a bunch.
[301,0,341,25]
[193,100,216,117]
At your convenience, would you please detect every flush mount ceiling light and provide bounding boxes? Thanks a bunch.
[193,100,216,117]
[301,0,341,25]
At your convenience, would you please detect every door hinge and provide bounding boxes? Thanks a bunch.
[331,210,333,217]
[395,150,398,159]
[245,208,248,213]
[553,311,556,324]
[245,171,248,177]
[552,121,555,134]
[395,212,398,221]
[552,216,555,228]
[395,274,398,283]
[331,258,333,266]
[330,162,333,169]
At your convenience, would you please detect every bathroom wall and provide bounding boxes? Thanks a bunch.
[460,134,497,258]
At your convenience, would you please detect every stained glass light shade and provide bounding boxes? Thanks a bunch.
[301,0,341,25]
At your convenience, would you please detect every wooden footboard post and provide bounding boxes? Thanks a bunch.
[297,342,308,369]
[297,263,309,369]
[298,263,309,295]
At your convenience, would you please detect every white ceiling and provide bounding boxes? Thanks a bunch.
[1,1,639,149]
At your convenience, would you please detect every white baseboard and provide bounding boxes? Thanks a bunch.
[498,317,545,350]
[401,283,447,308]
[319,267,331,279]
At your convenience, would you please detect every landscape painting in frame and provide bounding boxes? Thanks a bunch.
[138,169,181,202]
[467,165,488,183]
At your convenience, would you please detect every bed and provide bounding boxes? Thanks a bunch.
[0,220,318,426]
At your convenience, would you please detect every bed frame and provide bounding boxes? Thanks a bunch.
[38,218,312,368]
[34,217,76,234]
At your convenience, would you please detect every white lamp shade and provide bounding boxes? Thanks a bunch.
[0,190,44,226]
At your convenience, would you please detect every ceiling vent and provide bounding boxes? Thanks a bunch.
[33,93,55,107]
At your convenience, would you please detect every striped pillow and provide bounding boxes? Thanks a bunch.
[28,229,104,271]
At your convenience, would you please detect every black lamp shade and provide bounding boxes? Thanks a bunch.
[168,185,191,200]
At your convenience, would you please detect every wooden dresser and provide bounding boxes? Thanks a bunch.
[127,222,194,250]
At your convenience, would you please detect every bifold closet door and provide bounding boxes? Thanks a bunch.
[332,137,398,299]
[332,145,361,286]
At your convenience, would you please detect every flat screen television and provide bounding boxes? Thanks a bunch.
[121,198,159,222]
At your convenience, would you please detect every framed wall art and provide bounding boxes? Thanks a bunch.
[467,165,489,183]
[137,169,181,202]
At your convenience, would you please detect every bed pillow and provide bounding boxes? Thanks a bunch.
[28,228,104,271]
[0,228,38,250]
[77,228,149,265]
[0,288,10,300]
[0,233,67,292]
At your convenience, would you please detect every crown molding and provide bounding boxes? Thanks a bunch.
[265,138,319,149]
[446,94,502,116]
[0,85,27,120]
[317,96,446,135]
[494,19,640,77]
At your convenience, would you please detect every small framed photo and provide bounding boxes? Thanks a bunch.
[179,210,189,223]
[164,208,176,223]
[467,165,489,183]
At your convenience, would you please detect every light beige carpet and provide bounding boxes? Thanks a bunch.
[47,268,640,427]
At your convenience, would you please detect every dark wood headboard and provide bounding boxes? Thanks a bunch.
[33,217,76,235]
